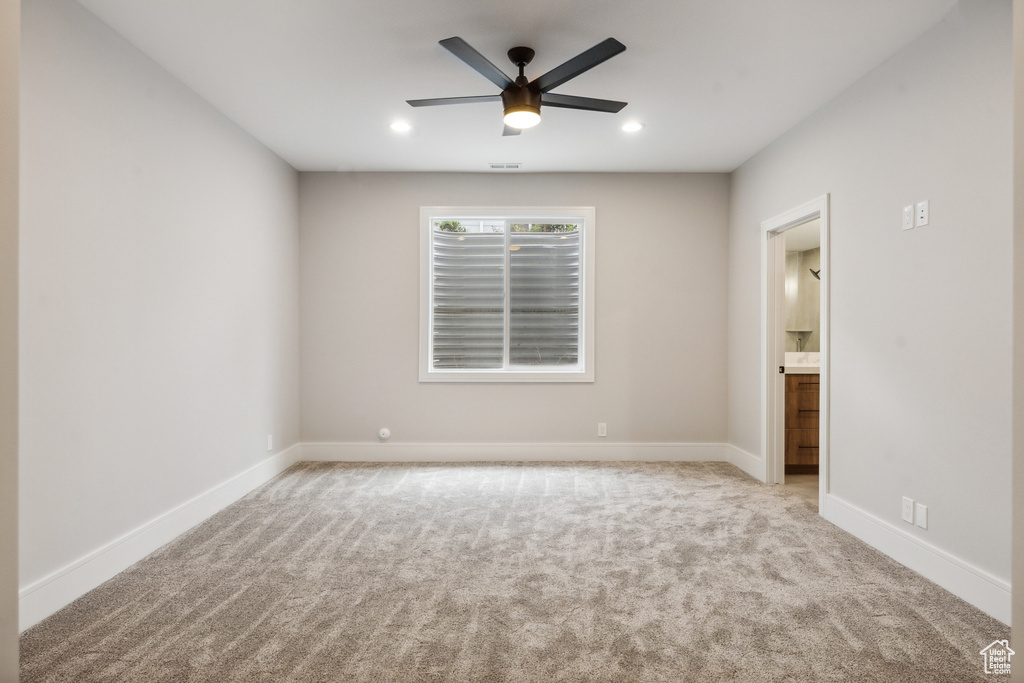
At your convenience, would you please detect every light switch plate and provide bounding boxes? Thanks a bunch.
[902,205,914,231]
[901,496,914,524]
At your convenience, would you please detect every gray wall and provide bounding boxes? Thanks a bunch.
[729,0,1011,591]
[19,0,300,603]
[299,172,730,445]
[0,0,17,677]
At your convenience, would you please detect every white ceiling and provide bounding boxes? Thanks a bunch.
[73,0,957,173]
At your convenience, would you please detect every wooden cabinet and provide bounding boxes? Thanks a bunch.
[785,374,819,472]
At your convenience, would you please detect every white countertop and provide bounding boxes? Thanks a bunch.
[785,352,820,375]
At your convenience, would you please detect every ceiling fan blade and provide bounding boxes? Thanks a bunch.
[407,94,502,107]
[439,37,514,91]
[531,38,626,93]
[502,124,522,136]
[541,93,627,113]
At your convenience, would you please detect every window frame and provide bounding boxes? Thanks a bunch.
[419,206,595,383]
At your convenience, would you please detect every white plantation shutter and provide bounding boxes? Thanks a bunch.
[431,230,505,369]
[508,230,580,366]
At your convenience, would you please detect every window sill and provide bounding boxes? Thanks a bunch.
[419,367,594,383]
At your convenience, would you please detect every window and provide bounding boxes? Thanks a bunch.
[420,207,595,382]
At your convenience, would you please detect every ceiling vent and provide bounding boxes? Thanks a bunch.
[489,163,521,170]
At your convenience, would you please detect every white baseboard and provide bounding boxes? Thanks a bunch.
[300,441,729,463]
[725,444,764,482]
[822,493,1011,625]
[19,445,302,632]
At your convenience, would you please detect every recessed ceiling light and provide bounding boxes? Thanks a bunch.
[389,121,412,133]
[621,121,645,133]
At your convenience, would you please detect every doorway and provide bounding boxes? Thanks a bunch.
[761,196,829,513]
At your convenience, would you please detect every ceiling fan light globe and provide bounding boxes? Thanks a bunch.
[503,107,541,129]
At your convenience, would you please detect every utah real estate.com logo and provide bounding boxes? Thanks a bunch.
[980,639,1013,675]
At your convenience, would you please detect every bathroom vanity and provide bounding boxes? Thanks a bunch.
[785,372,819,473]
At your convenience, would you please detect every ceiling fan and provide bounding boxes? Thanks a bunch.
[407,36,628,136]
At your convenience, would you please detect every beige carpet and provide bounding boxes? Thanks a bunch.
[20,462,1005,682]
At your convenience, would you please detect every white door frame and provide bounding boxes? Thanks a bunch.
[761,195,830,510]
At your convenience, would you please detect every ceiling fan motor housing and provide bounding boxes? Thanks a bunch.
[501,82,541,119]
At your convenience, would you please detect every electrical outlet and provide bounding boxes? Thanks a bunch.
[267,434,273,452]
[915,503,928,529]
[902,205,914,231]
[901,496,915,524]
[597,422,607,437]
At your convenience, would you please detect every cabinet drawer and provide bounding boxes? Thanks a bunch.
[785,428,819,465]
[785,388,819,429]
[785,374,820,393]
